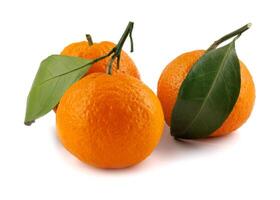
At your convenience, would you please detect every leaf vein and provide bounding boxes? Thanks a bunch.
[182,43,234,133]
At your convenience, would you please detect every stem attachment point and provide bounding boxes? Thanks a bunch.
[86,34,93,46]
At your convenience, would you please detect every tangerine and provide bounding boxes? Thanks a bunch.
[157,50,255,137]
[56,73,164,168]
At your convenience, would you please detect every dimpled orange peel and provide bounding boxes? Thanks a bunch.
[56,73,164,168]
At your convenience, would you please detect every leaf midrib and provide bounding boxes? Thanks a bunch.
[35,60,93,87]
[182,44,234,134]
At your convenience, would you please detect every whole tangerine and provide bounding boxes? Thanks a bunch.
[56,73,164,168]
[157,50,255,137]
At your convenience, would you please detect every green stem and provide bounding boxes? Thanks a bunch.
[86,22,134,75]
[86,34,93,46]
[106,21,134,74]
[207,23,252,51]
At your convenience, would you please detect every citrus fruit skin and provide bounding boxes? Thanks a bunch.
[211,61,255,137]
[56,73,164,168]
[60,41,89,57]
[157,50,255,137]
[61,41,140,79]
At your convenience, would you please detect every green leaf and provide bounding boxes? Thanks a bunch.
[24,55,93,125]
[171,41,241,139]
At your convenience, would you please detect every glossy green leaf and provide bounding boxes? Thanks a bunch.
[171,41,241,139]
[24,55,93,125]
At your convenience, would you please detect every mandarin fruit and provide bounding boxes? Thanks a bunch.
[56,73,164,168]
[157,50,255,137]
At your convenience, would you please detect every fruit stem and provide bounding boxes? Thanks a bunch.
[106,21,134,75]
[85,22,134,74]
[207,23,252,51]
[86,34,93,46]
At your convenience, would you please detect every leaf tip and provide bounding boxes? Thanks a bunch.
[24,120,35,126]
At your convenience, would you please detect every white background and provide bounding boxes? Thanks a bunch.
[0,0,279,199]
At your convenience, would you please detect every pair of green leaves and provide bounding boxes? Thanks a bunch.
[25,22,249,140]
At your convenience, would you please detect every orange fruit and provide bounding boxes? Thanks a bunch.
[61,40,140,79]
[157,50,255,137]
[56,73,164,168]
